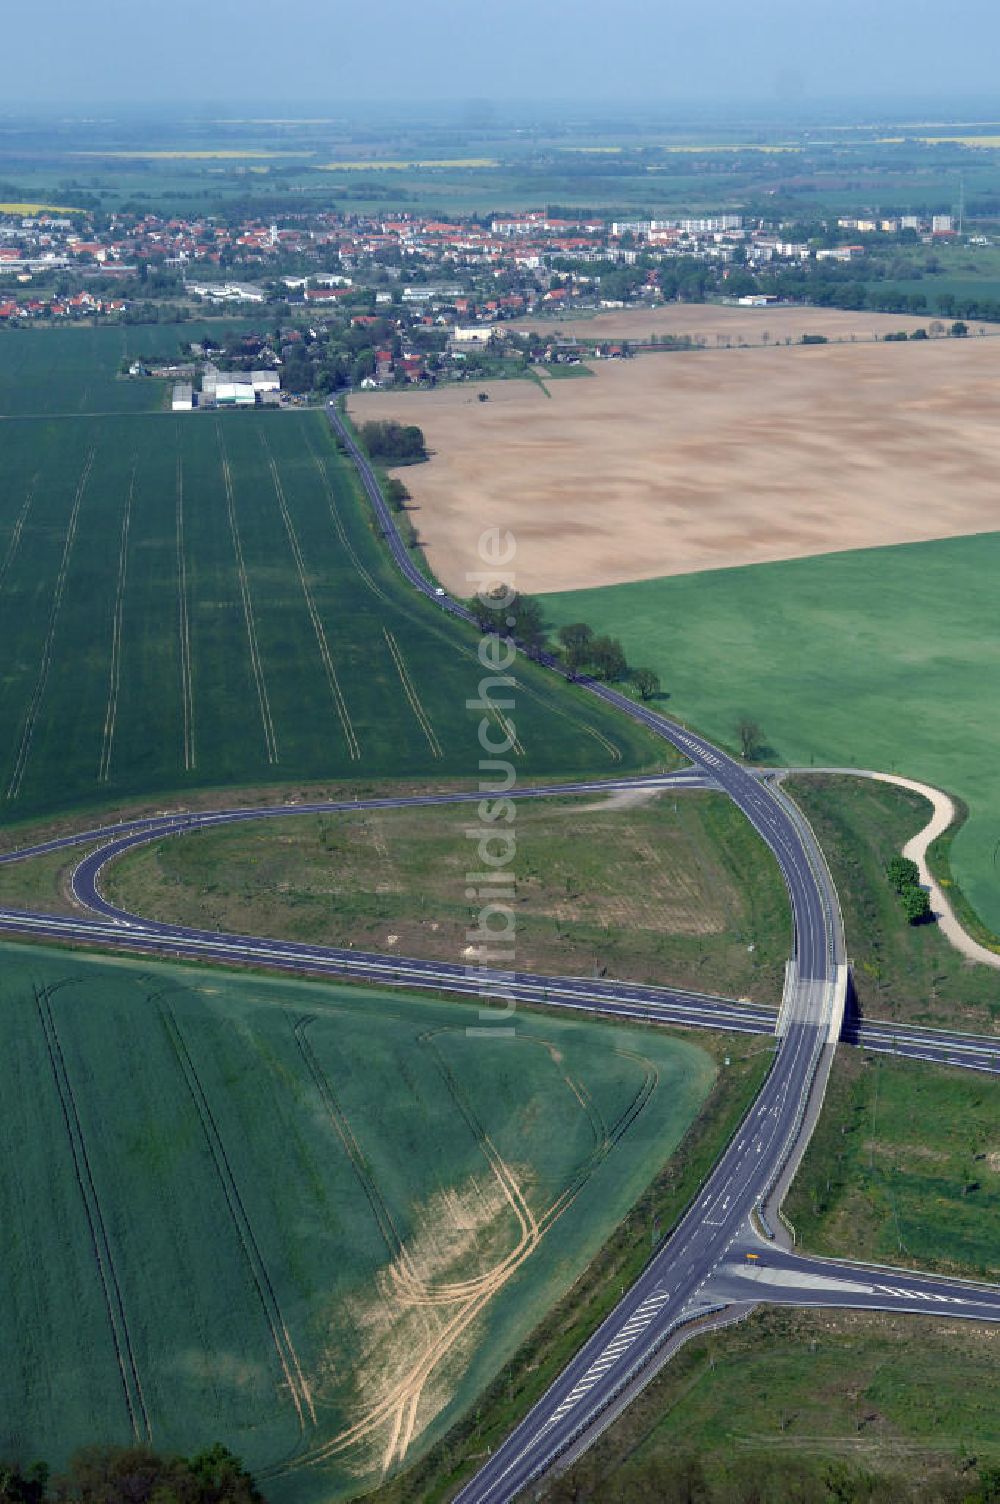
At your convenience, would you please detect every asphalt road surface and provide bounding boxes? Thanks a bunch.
[710,1244,1000,1324]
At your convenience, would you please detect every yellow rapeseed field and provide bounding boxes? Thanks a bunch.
[0,202,85,215]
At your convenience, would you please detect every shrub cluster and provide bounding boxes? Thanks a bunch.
[0,1445,262,1504]
[466,592,660,698]
[886,854,932,925]
[359,419,427,463]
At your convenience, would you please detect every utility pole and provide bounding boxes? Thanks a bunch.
[959,175,966,236]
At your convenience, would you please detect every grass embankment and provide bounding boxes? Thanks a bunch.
[373,1032,773,1504]
[0,842,95,915]
[535,363,596,378]
[0,942,716,1503]
[542,531,1000,940]
[98,789,790,1004]
[540,1306,1000,1502]
[786,1049,1000,1279]
[786,774,1000,1032]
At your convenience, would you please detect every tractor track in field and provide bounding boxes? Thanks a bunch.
[291,1013,413,1273]
[97,459,136,784]
[488,702,524,758]
[6,447,94,801]
[537,1038,609,1151]
[261,433,360,760]
[175,454,196,772]
[216,423,278,765]
[34,981,152,1443]
[157,1001,317,1440]
[304,430,390,606]
[0,476,37,594]
[382,627,443,758]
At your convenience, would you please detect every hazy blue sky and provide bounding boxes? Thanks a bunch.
[6,0,999,107]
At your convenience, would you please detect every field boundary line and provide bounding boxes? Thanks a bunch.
[216,423,279,764]
[98,460,136,783]
[6,448,94,800]
[382,627,443,758]
[158,1001,316,1434]
[0,476,37,593]
[34,983,152,1442]
[261,434,360,759]
[175,455,195,771]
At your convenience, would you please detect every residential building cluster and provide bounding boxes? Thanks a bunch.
[0,201,980,334]
[0,288,127,320]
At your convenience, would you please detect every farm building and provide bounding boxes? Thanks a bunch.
[185,280,266,304]
[201,365,281,405]
[452,325,498,344]
[250,369,280,393]
[171,382,193,412]
[214,382,256,406]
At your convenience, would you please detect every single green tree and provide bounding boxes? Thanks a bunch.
[631,667,661,701]
[737,718,762,759]
[557,622,594,670]
[589,634,628,681]
[508,594,547,656]
[383,476,409,512]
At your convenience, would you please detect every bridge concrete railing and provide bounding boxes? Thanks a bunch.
[827,962,850,1044]
[774,960,798,1037]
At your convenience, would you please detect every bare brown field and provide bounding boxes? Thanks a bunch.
[350,335,1000,593]
[515,302,969,345]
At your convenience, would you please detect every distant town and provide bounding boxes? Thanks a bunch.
[0,203,986,402]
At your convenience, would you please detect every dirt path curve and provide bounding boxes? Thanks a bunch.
[781,767,1000,971]
[871,771,1000,970]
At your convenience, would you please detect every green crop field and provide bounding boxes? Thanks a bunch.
[0,324,311,419]
[0,326,172,416]
[543,534,1000,939]
[0,942,715,1501]
[787,1049,1000,1278]
[0,337,656,828]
